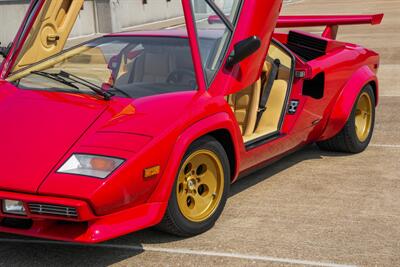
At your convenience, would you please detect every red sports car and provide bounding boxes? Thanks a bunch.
[0,0,383,243]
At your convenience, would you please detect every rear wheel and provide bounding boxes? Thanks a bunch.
[157,136,230,236]
[317,85,375,153]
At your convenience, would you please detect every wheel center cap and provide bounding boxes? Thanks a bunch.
[187,179,196,190]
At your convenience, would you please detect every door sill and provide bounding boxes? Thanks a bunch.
[244,131,284,150]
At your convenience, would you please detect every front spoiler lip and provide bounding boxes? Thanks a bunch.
[0,190,167,243]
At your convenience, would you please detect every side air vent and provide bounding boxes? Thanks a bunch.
[286,31,328,61]
[28,203,78,218]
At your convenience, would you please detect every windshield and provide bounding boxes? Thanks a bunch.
[3,0,239,97]
[10,36,218,99]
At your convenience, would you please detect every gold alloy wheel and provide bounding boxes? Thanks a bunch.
[176,149,224,222]
[355,92,373,142]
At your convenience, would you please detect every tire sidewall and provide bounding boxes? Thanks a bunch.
[348,85,376,151]
[167,136,231,236]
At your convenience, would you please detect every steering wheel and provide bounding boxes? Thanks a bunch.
[166,69,196,84]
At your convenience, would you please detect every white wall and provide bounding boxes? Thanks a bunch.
[70,0,97,38]
[0,0,97,44]
[111,0,184,32]
[0,0,185,45]
[0,2,30,45]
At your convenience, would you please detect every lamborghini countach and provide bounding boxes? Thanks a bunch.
[0,0,383,242]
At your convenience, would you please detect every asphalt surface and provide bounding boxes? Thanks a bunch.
[1,0,399,266]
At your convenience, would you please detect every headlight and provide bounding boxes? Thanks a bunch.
[57,154,124,179]
[2,199,26,215]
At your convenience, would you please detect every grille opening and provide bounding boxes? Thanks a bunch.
[28,203,78,218]
[0,218,33,229]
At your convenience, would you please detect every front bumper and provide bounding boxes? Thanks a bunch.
[0,190,166,243]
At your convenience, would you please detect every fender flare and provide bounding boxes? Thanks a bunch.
[318,65,379,141]
[148,112,241,205]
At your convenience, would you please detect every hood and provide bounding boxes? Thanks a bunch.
[0,83,107,193]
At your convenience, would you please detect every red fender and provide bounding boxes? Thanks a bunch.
[148,112,241,205]
[318,66,379,141]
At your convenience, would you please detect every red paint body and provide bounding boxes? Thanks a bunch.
[0,0,382,242]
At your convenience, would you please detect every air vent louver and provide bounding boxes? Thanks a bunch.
[287,31,328,61]
[28,203,78,218]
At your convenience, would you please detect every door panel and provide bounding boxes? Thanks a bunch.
[208,0,283,96]
[1,0,84,77]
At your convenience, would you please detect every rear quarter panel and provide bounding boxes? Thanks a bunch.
[301,45,379,141]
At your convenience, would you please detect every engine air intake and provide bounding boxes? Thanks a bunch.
[287,31,328,61]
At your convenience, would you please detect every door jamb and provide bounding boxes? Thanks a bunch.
[244,38,296,151]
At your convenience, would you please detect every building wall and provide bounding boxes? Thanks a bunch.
[111,0,183,32]
[70,0,97,38]
[0,0,184,45]
[0,1,30,45]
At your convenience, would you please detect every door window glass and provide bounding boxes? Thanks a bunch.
[210,0,242,24]
[191,0,241,84]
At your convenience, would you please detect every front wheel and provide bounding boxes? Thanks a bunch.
[317,85,375,153]
[157,136,230,237]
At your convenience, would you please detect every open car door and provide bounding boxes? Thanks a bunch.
[0,0,84,79]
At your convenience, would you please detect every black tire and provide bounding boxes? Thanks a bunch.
[157,136,230,237]
[317,85,375,153]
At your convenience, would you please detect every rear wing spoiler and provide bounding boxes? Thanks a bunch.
[276,14,384,39]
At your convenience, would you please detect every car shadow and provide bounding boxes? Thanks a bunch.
[0,145,353,266]
[0,234,143,267]
[229,144,351,197]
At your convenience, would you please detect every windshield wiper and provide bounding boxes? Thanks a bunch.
[30,71,80,90]
[57,71,114,100]
[58,71,132,99]
[106,86,132,98]
[31,70,131,100]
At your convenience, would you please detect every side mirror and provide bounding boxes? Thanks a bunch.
[225,36,261,68]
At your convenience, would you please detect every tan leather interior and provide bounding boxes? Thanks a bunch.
[250,80,288,140]
[268,45,292,68]
[229,42,293,143]
[8,39,195,87]
[11,0,84,73]
[6,45,114,85]
[228,62,270,137]
[114,46,194,86]
[7,46,90,82]
[228,79,261,137]
[133,52,171,83]
[50,47,111,84]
